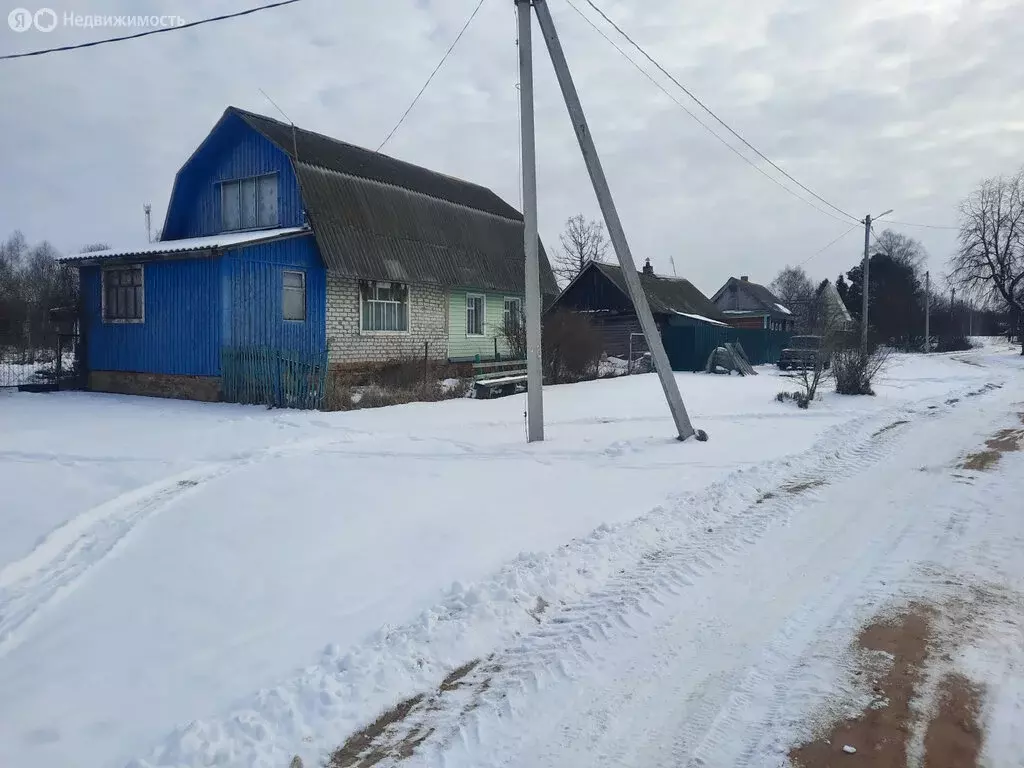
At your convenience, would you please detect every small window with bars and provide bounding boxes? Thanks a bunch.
[360,281,409,332]
[102,266,144,322]
[283,270,306,321]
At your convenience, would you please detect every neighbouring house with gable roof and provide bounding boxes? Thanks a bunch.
[710,275,796,331]
[58,107,557,406]
[545,258,727,360]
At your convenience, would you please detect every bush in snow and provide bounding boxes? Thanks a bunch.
[934,335,974,353]
[833,347,890,395]
[776,390,810,409]
[543,309,604,384]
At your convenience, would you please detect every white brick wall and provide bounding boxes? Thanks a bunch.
[326,276,449,364]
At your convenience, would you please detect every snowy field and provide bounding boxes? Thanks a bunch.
[0,342,1020,767]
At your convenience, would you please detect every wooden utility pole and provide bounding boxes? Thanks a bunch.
[861,214,871,353]
[924,270,930,352]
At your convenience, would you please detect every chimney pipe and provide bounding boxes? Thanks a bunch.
[740,275,749,282]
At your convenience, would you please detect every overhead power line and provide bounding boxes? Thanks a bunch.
[376,0,486,152]
[0,0,303,60]
[884,219,959,231]
[581,0,860,225]
[564,0,852,225]
[798,224,861,267]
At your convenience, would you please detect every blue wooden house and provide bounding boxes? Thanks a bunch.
[60,107,557,406]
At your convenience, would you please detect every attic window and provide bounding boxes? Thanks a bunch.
[221,174,278,231]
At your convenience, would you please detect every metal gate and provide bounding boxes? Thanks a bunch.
[1,332,83,390]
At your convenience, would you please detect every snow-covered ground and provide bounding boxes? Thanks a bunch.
[0,343,1019,768]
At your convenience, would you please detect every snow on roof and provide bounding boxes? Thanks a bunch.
[774,303,792,315]
[57,227,310,262]
[674,311,728,327]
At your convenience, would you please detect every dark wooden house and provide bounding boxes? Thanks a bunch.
[710,275,795,331]
[547,259,727,358]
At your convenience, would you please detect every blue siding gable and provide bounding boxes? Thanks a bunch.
[162,112,304,239]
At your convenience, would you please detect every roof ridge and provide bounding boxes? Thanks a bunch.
[295,163,524,225]
[228,105,512,204]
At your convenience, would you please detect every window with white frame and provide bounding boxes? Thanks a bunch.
[282,270,306,321]
[102,265,144,322]
[503,296,523,333]
[466,294,485,336]
[360,281,409,332]
[221,174,278,231]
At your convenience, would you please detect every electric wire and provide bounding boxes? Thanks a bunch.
[376,0,487,152]
[0,0,304,60]
[564,0,853,225]
[581,0,860,224]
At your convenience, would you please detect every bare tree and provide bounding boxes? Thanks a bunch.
[949,168,1024,354]
[770,265,816,331]
[770,265,815,307]
[872,229,928,275]
[552,214,608,286]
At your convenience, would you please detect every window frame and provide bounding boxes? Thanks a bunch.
[466,293,486,337]
[219,172,280,232]
[503,296,523,333]
[359,280,411,334]
[100,265,145,324]
[282,269,306,322]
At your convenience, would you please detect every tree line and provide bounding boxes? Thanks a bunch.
[0,231,94,359]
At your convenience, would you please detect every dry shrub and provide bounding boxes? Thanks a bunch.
[833,346,890,395]
[935,335,974,353]
[543,309,603,384]
[323,360,471,411]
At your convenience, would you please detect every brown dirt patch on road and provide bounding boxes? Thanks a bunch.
[790,598,987,768]
[961,427,1024,471]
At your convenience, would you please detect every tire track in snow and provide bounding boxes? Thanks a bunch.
[0,429,369,661]
[124,377,1008,768]
[345,385,1003,767]
[0,464,230,659]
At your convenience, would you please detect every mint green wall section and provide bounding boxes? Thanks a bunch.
[447,290,524,361]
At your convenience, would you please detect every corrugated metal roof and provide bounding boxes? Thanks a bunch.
[592,262,725,320]
[714,276,791,318]
[58,227,310,262]
[231,107,558,295]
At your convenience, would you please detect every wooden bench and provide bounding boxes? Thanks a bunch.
[472,359,528,399]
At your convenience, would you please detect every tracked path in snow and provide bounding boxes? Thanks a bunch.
[0,430,373,660]
[320,375,1020,768]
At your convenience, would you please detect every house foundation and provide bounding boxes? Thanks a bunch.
[89,370,222,402]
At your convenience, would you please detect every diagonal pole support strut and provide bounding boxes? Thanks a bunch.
[530,0,699,441]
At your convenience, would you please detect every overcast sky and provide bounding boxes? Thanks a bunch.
[2,0,1021,295]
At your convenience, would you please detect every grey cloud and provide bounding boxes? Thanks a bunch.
[0,0,1019,292]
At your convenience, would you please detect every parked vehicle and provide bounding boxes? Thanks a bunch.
[778,335,829,371]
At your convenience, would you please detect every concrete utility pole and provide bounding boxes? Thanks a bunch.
[144,203,153,243]
[516,0,543,442]
[925,270,930,352]
[530,0,698,441]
